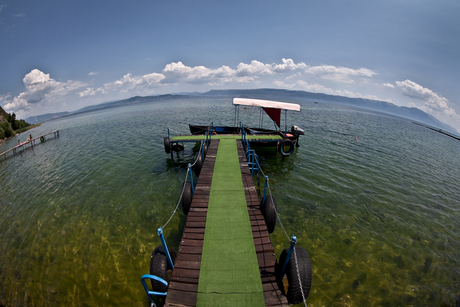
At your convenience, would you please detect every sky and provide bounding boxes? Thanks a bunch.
[1,0,459,131]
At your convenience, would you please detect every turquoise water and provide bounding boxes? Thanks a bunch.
[1,97,459,306]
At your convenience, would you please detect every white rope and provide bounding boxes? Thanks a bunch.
[293,247,308,307]
[162,167,189,229]
[162,140,205,229]
[250,149,308,306]
[189,141,203,168]
[267,180,290,241]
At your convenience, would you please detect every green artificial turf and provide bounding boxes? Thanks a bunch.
[196,138,264,307]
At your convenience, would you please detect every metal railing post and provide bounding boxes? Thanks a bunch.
[281,235,297,277]
[262,175,269,206]
[157,227,174,269]
[188,163,195,196]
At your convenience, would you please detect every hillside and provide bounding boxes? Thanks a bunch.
[0,106,7,123]
[23,89,458,134]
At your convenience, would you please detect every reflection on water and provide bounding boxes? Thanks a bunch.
[1,98,460,306]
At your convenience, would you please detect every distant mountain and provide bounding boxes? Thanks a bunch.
[197,89,458,134]
[24,88,457,134]
[25,112,71,124]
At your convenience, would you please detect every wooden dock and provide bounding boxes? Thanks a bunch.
[0,130,59,159]
[164,137,287,306]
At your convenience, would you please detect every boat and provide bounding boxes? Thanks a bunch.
[188,98,305,155]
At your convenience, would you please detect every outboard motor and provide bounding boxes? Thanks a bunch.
[291,125,305,135]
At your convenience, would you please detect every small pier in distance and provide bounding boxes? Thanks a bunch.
[0,130,60,159]
[163,135,287,306]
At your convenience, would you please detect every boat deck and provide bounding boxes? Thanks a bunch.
[170,134,283,143]
[164,136,287,306]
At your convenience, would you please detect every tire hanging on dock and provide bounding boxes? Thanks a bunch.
[164,137,171,154]
[149,246,176,293]
[262,195,277,234]
[202,143,208,158]
[181,180,192,215]
[194,152,203,177]
[277,246,312,305]
[278,139,295,156]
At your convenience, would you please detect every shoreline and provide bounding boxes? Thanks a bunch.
[0,123,42,146]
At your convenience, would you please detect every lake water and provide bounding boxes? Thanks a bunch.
[1,97,460,307]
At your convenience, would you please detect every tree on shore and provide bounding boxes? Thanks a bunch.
[0,108,31,140]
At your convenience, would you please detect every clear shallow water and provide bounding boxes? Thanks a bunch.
[1,97,459,306]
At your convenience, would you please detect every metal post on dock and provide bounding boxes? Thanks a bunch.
[281,235,298,277]
[157,227,175,269]
[188,163,194,196]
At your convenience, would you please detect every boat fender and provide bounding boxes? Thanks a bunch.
[150,246,176,293]
[262,195,277,234]
[277,246,312,304]
[194,153,203,177]
[164,137,171,154]
[182,180,192,215]
[278,139,295,156]
[202,143,208,158]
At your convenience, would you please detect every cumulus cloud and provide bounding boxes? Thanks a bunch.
[275,79,382,101]
[162,61,252,84]
[236,60,273,77]
[88,71,99,76]
[273,58,308,73]
[303,65,377,83]
[103,72,166,94]
[383,83,395,88]
[78,87,107,97]
[3,69,85,111]
[396,80,459,118]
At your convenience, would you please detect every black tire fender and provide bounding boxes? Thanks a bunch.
[164,137,171,154]
[262,196,277,234]
[277,246,312,304]
[278,139,295,156]
[194,153,203,177]
[149,246,176,292]
[182,180,192,215]
[202,143,208,158]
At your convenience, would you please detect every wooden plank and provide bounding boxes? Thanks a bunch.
[179,239,203,247]
[164,289,197,306]
[174,260,201,270]
[168,281,199,293]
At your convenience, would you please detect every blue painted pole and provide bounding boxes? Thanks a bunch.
[262,176,269,206]
[157,227,174,269]
[188,163,194,195]
[281,235,297,277]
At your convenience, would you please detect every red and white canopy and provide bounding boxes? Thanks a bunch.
[233,98,301,127]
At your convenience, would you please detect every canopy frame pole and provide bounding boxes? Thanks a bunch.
[285,109,287,137]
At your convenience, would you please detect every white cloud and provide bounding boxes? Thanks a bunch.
[3,69,85,111]
[396,80,459,118]
[236,60,273,77]
[303,65,377,83]
[79,87,107,97]
[275,79,383,101]
[273,58,308,73]
[383,83,395,88]
[103,72,166,94]
[88,71,99,76]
